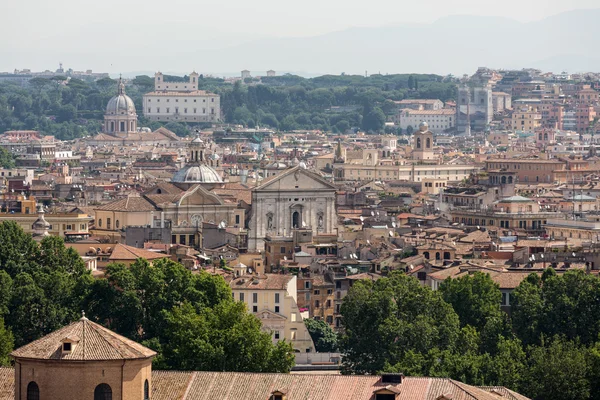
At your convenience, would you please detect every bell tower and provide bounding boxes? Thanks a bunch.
[413,121,434,161]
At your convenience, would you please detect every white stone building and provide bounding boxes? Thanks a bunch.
[248,166,337,251]
[397,109,455,133]
[143,72,220,123]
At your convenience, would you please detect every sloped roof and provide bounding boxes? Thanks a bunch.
[95,196,157,212]
[109,243,170,261]
[10,317,156,361]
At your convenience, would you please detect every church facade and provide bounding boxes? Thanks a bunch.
[248,166,337,251]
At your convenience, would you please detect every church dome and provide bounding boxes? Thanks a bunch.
[106,79,136,116]
[418,121,429,132]
[171,164,223,184]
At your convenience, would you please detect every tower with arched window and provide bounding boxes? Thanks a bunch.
[412,121,434,161]
[11,315,155,400]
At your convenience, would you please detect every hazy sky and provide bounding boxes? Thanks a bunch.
[1,0,599,74]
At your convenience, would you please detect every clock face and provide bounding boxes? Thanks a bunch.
[191,214,202,226]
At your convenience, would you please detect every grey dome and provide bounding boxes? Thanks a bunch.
[419,121,429,132]
[171,164,223,184]
[106,80,136,115]
[106,94,136,115]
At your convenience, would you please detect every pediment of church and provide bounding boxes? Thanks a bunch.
[257,166,336,192]
[177,184,224,206]
[257,309,287,321]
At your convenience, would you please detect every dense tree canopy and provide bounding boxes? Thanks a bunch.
[0,222,294,373]
[0,73,455,139]
[305,318,338,353]
[340,269,600,400]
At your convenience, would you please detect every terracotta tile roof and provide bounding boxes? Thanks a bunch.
[95,196,157,212]
[147,372,529,400]
[491,272,538,289]
[230,274,293,290]
[0,369,530,400]
[10,317,156,361]
[109,243,170,261]
[0,368,13,400]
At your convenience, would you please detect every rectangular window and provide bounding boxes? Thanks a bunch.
[193,108,197,113]
[280,246,286,253]
[235,215,240,225]
[107,218,111,230]
[275,293,280,303]
[253,293,258,303]
[275,305,280,313]
[240,293,244,302]
[184,108,188,113]
[314,290,320,295]
[291,313,297,322]
[326,300,331,308]
[291,330,296,340]
[179,235,186,245]
[156,107,160,113]
[305,281,310,289]
[274,331,280,339]
[327,289,332,295]
[252,305,258,313]
[315,300,320,308]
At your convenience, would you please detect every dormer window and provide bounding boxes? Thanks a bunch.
[60,335,80,354]
[271,390,287,400]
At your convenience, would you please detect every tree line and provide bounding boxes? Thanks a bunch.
[0,221,294,372]
[340,269,600,400]
[0,73,455,140]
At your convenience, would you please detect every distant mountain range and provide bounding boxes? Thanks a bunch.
[186,9,600,77]
[5,9,600,77]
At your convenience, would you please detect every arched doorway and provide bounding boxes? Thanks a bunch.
[94,384,112,400]
[292,211,300,229]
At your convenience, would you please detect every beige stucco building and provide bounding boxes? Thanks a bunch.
[230,272,315,353]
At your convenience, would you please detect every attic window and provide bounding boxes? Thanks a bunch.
[271,390,286,400]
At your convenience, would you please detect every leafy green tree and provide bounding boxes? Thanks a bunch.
[361,106,386,132]
[0,147,15,169]
[512,269,600,346]
[160,302,295,372]
[522,336,590,400]
[305,318,338,352]
[340,271,460,374]
[439,272,503,331]
[0,317,13,366]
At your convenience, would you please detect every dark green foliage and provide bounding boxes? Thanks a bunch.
[340,268,600,400]
[0,222,293,373]
[304,318,338,352]
[0,73,454,139]
[0,148,15,169]
[82,258,294,372]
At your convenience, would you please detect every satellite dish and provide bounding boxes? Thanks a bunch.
[367,240,371,245]
[531,255,535,261]
[410,265,414,270]
[540,254,544,259]
[392,222,397,228]
[247,267,254,274]
[418,223,421,228]
[477,226,480,230]
[572,252,576,257]
[283,256,287,260]
[389,231,393,237]
[371,211,375,216]
[360,216,364,222]
[376,211,380,216]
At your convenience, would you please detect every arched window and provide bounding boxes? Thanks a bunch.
[144,379,150,400]
[94,383,112,400]
[416,137,421,149]
[98,219,102,228]
[426,137,431,149]
[115,220,120,229]
[27,382,39,400]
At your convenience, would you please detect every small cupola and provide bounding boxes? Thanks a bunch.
[60,335,80,354]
